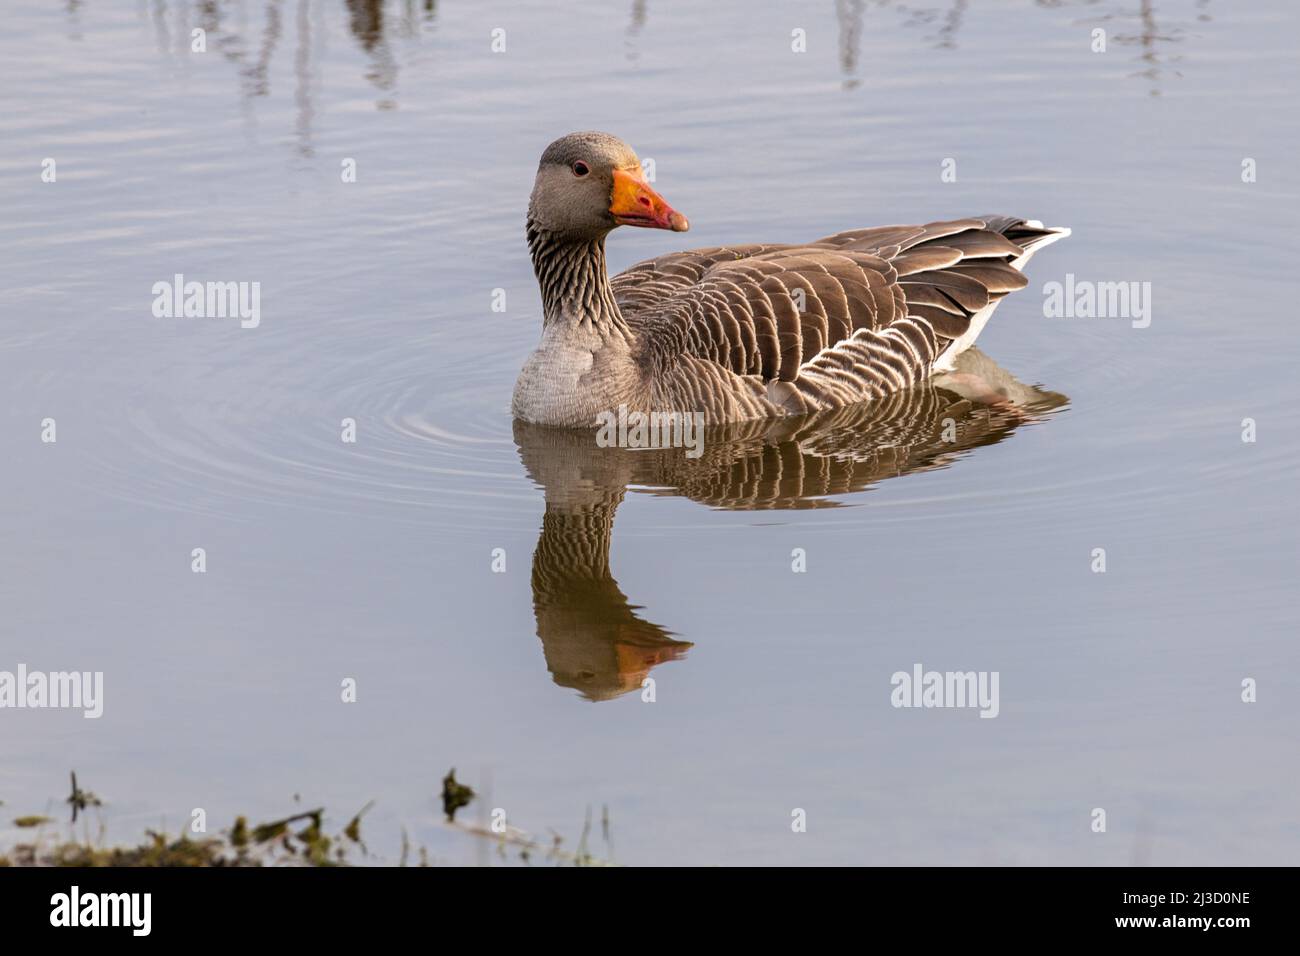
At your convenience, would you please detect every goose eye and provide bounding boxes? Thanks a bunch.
[572,161,590,177]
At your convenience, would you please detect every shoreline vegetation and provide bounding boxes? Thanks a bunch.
[0,770,618,867]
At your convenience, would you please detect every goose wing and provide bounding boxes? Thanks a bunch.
[614,217,1062,412]
[610,243,792,315]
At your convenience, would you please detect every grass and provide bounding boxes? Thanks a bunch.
[1,769,617,867]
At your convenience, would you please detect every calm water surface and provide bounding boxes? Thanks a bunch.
[1,0,1297,864]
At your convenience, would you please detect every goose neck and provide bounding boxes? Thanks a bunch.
[526,220,629,336]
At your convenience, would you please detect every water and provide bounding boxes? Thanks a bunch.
[1,0,1297,865]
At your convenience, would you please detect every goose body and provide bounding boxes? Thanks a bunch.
[514,132,1068,428]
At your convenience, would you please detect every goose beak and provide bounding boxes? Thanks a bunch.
[609,167,689,232]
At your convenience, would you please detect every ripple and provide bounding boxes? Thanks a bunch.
[69,319,535,532]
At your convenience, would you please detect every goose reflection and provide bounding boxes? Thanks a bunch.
[514,349,1066,701]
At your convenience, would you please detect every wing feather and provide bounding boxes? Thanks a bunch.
[613,217,1056,413]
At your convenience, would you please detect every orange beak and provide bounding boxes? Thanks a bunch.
[609,167,689,232]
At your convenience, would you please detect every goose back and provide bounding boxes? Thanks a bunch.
[612,216,1066,417]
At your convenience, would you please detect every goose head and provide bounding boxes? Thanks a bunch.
[527,131,689,239]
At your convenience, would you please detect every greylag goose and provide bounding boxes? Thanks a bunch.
[514,131,1068,428]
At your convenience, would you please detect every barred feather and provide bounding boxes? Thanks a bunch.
[613,216,1068,417]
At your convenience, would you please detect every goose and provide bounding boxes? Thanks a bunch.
[513,131,1068,428]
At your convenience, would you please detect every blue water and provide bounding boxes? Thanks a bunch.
[0,0,1296,865]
